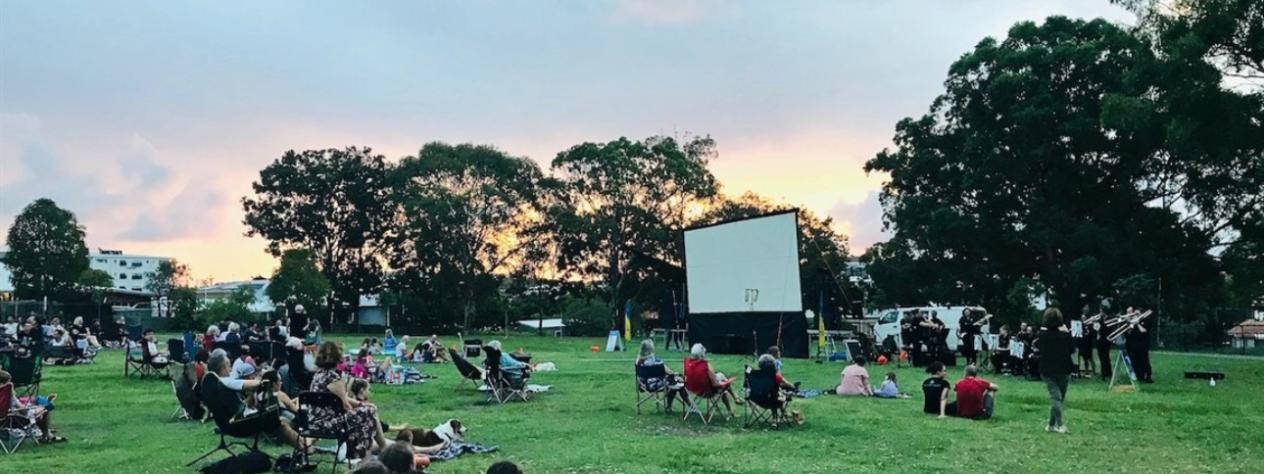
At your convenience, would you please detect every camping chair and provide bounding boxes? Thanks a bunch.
[285,347,312,396]
[483,347,529,403]
[743,365,786,429]
[7,353,43,400]
[170,362,206,422]
[681,363,726,425]
[449,347,484,392]
[296,391,350,473]
[634,363,669,414]
[188,372,276,467]
[183,331,200,363]
[168,338,189,364]
[137,339,171,379]
[1,382,38,454]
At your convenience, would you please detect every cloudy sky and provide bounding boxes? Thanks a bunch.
[0,0,1133,282]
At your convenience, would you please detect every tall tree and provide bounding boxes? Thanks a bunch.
[145,260,190,318]
[388,142,553,331]
[550,135,719,312]
[267,248,332,316]
[2,198,89,301]
[863,17,1223,322]
[242,147,395,324]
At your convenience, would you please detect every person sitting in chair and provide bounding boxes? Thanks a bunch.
[311,341,390,461]
[143,329,169,364]
[683,343,743,418]
[0,369,66,443]
[752,353,804,424]
[487,340,528,385]
[635,339,689,410]
[427,335,450,363]
[202,350,304,450]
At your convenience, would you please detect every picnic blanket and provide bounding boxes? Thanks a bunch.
[429,441,499,462]
[794,389,827,399]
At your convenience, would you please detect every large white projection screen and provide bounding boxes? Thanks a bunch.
[684,211,803,314]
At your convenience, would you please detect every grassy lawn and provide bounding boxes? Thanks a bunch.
[4,334,1262,473]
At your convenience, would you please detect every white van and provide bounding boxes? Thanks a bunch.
[871,306,989,352]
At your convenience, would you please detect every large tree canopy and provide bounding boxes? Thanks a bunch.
[2,198,89,301]
[549,135,719,307]
[242,147,395,321]
[863,17,1223,322]
[387,142,554,331]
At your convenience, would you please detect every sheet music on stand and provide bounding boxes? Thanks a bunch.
[974,335,984,351]
[1011,341,1025,359]
[1070,320,1083,338]
[986,334,999,349]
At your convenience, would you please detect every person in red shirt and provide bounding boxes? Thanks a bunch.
[953,364,999,419]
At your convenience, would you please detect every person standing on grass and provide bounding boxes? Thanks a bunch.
[1037,307,1074,433]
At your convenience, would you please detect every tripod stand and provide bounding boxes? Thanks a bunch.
[1108,344,1140,393]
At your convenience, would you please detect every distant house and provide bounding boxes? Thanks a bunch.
[198,278,276,315]
[1226,319,1264,349]
[517,318,567,336]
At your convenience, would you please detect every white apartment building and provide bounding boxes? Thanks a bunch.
[89,249,172,293]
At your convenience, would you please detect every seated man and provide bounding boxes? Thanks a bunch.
[952,364,998,420]
[201,349,304,450]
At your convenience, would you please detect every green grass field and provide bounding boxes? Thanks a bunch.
[5,334,1262,473]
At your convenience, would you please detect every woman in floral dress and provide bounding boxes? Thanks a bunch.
[309,341,388,460]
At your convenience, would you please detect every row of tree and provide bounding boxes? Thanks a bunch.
[241,137,855,332]
[861,1,1263,339]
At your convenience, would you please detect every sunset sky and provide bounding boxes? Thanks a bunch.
[0,0,1133,283]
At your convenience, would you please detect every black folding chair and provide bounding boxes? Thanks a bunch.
[297,391,349,473]
[1,382,38,454]
[483,347,529,403]
[168,338,189,364]
[7,353,43,400]
[634,363,668,414]
[188,372,277,467]
[449,348,484,392]
[743,366,786,429]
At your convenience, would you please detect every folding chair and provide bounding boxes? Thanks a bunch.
[296,391,350,473]
[634,363,668,414]
[170,362,206,422]
[449,348,484,392]
[1,383,38,454]
[168,338,189,364]
[8,353,43,400]
[188,372,276,467]
[681,385,722,424]
[124,341,148,378]
[139,339,171,379]
[743,366,785,429]
[183,331,200,363]
[483,347,529,403]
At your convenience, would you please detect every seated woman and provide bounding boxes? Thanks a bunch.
[921,361,954,417]
[69,316,101,350]
[635,339,689,410]
[836,358,874,396]
[487,340,528,385]
[749,354,803,424]
[394,335,410,360]
[257,369,298,420]
[409,342,430,364]
[0,369,66,443]
[426,335,449,363]
[682,343,741,418]
[203,325,220,353]
[143,329,169,364]
[310,342,390,460]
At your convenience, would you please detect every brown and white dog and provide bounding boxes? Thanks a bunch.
[396,419,466,448]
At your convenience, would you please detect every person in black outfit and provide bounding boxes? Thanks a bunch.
[1094,320,1113,381]
[992,326,1014,374]
[900,311,922,366]
[927,312,949,364]
[288,304,309,341]
[958,310,981,366]
[1037,308,1074,433]
[1076,319,1095,376]
[921,361,954,416]
[1124,318,1153,383]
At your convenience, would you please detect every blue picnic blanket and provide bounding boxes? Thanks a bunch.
[430,441,499,462]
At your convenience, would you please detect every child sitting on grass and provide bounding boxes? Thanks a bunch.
[873,372,910,399]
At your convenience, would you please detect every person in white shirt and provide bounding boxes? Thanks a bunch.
[143,329,168,363]
[395,335,410,359]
